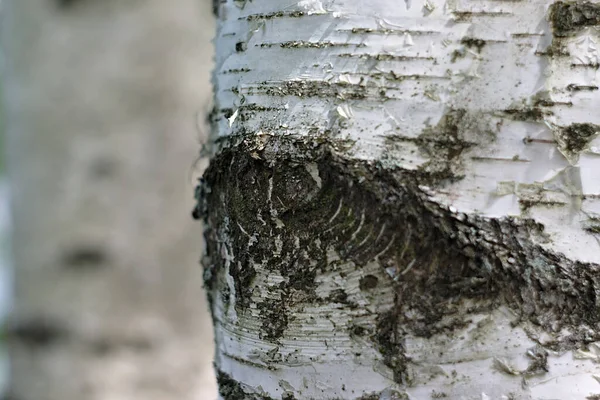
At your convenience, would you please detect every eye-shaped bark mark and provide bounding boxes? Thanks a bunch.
[201,135,600,379]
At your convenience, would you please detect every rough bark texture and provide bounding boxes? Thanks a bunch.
[202,0,600,399]
[2,1,217,399]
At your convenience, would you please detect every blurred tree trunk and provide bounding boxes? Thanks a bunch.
[203,1,600,399]
[1,1,216,399]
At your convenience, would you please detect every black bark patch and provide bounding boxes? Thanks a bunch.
[359,275,379,290]
[61,245,109,271]
[503,108,546,121]
[236,42,247,52]
[349,324,368,336]
[549,1,600,37]
[6,317,69,348]
[213,0,224,17]
[217,370,251,400]
[460,37,486,53]
[217,370,275,400]
[327,289,349,304]
[192,177,209,221]
[272,165,321,213]
[260,41,366,49]
[244,11,306,21]
[374,307,410,384]
[256,295,289,341]
[543,1,600,58]
[258,80,369,100]
[558,123,599,153]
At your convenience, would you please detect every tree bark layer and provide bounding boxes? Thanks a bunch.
[204,1,600,399]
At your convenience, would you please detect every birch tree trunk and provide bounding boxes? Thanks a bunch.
[2,1,216,399]
[201,1,600,399]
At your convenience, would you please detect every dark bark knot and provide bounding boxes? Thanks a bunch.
[198,135,600,364]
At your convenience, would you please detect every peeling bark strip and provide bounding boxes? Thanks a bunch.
[206,0,600,398]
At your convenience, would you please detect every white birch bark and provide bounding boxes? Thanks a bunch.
[202,0,600,399]
[1,1,217,399]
